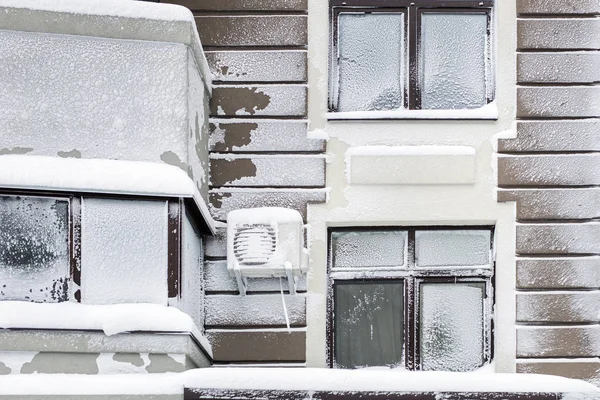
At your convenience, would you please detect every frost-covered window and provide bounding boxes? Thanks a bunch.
[329,227,493,371]
[329,0,494,113]
[0,195,70,302]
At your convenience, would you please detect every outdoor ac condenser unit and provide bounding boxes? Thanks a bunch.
[227,207,309,296]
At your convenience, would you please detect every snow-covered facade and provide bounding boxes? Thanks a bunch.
[0,0,599,398]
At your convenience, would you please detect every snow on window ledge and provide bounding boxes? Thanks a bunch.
[327,102,499,121]
[0,301,212,357]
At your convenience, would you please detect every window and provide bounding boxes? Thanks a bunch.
[329,0,494,116]
[0,194,71,302]
[328,227,494,371]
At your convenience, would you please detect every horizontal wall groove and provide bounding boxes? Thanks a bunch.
[517,288,600,292]
[515,254,600,259]
[517,356,600,360]
[499,185,600,189]
[518,82,600,87]
[498,151,600,156]
[518,14,600,18]
[213,360,307,365]
[205,324,307,330]
[212,80,308,85]
[206,328,307,333]
[517,322,600,327]
[203,46,308,52]
[517,219,600,224]
[205,290,308,296]
[518,48,600,53]
[210,151,324,156]
[209,185,326,190]
[516,116,599,121]
[193,11,307,16]
[210,115,309,121]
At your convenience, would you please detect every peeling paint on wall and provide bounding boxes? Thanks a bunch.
[210,122,257,151]
[0,147,33,155]
[57,149,82,158]
[210,87,271,115]
[145,353,185,373]
[0,360,11,374]
[160,150,189,172]
[21,352,100,374]
[210,158,257,186]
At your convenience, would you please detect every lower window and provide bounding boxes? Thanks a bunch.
[329,227,494,371]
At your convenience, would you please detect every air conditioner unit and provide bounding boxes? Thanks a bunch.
[227,207,309,296]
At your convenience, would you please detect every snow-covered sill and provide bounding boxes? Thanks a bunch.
[327,103,499,120]
[0,368,598,396]
[0,301,213,358]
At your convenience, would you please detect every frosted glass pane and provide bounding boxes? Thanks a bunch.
[181,213,204,329]
[332,231,406,268]
[415,230,491,267]
[335,281,404,368]
[420,283,485,371]
[0,196,69,302]
[81,199,168,304]
[338,13,404,111]
[421,13,488,110]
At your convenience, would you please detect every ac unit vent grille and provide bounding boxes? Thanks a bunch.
[233,224,277,265]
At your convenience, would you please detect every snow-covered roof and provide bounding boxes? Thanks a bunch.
[0,0,212,93]
[0,368,598,396]
[0,301,212,357]
[0,0,192,22]
[0,155,217,233]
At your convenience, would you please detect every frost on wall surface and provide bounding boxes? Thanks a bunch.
[420,283,485,372]
[80,198,168,304]
[0,29,188,162]
[181,213,204,330]
[337,13,404,112]
[415,230,491,267]
[332,231,406,268]
[0,196,69,302]
[187,49,210,203]
[420,13,488,109]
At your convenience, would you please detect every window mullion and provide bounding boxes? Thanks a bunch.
[408,5,419,109]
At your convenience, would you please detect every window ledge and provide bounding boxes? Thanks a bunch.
[327,103,499,121]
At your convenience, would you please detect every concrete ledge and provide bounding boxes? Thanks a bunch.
[346,146,476,185]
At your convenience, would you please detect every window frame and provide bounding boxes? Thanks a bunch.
[0,189,209,304]
[327,226,495,371]
[328,0,495,118]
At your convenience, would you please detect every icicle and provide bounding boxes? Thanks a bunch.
[280,277,291,333]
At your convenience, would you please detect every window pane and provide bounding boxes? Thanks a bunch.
[81,198,168,304]
[420,13,488,110]
[335,281,404,368]
[420,283,485,371]
[338,12,405,112]
[0,196,69,302]
[415,230,491,267]
[332,231,406,268]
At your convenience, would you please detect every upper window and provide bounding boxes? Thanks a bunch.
[328,227,494,371]
[328,0,495,118]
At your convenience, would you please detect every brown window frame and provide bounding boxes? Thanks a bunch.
[327,226,495,371]
[0,189,209,304]
[329,0,495,114]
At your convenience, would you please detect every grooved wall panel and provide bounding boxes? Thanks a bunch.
[517,258,600,289]
[516,292,600,323]
[205,330,306,362]
[503,1,600,384]
[210,85,307,117]
[210,120,323,153]
[517,361,600,387]
[205,260,308,293]
[497,189,600,220]
[517,326,600,357]
[517,87,600,118]
[517,53,600,83]
[516,224,600,255]
[205,294,306,327]
[498,120,600,153]
[209,189,328,221]
[206,51,307,83]
[498,155,600,187]
[195,16,307,47]
[517,19,600,50]
[517,0,600,14]
[209,155,325,187]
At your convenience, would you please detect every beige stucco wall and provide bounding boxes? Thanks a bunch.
[305,0,518,372]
